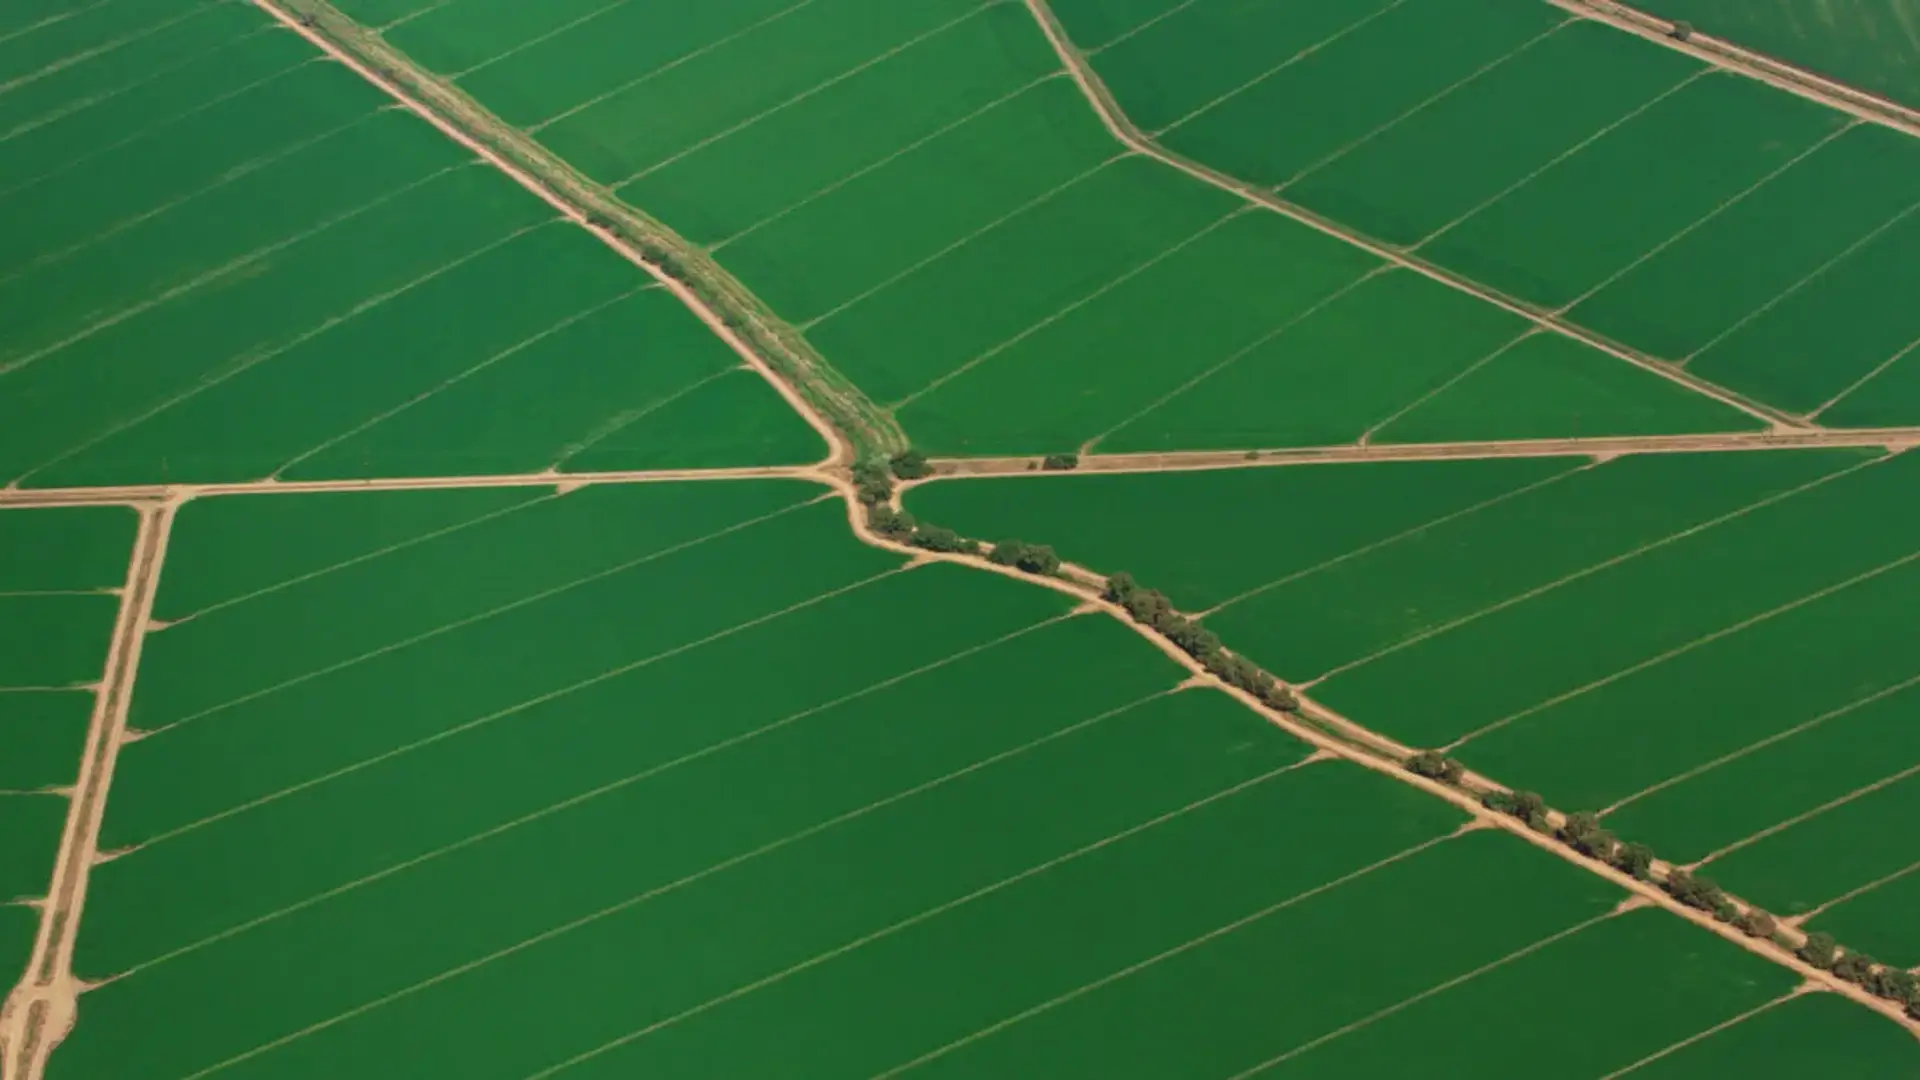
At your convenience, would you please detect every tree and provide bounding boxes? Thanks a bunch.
[1406,751,1463,785]
[1559,813,1618,862]
[1865,967,1918,1005]
[988,539,1029,568]
[1670,20,1693,41]
[1796,931,1838,970]
[1015,543,1060,575]
[1104,572,1138,604]
[1712,899,1738,924]
[1734,909,1776,940]
[1831,951,1876,984]
[1612,842,1655,881]
[1510,791,1547,822]
[1663,869,1725,913]
[867,504,916,540]
[911,525,977,555]
[889,449,934,480]
[853,462,892,505]
[1042,453,1080,471]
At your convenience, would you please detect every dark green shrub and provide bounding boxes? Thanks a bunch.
[1797,932,1838,970]
[1042,452,1079,471]
[889,449,933,480]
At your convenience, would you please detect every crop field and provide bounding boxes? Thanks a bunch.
[16,481,1889,1077]
[0,0,822,488]
[1636,0,1920,109]
[358,0,1761,454]
[1062,0,1920,427]
[909,445,1920,965]
[0,505,136,989]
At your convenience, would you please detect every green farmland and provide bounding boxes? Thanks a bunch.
[1636,0,1920,109]
[7,0,1920,1073]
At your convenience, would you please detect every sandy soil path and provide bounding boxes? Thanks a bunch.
[0,505,171,1080]
[1554,0,1920,138]
[1020,0,1795,433]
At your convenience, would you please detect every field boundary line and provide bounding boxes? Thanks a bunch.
[139,493,837,737]
[0,57,327,200]
[1198,455,1594,619]
[611,2,1002,186]
[441,0,643,80]
[1305,451,1892,689]
[271,285,650,478]
[520,760,1323,1079]
[1691,760,1920,869]
[376,0,457,33]
[0,105,389,288]
[1271,18,1574,192]
[1557,119,1859,314]
[1225,912,1619,1077]
[1085,0,1202,55]
[1595,990,1805,1079]
[796,153,1127,331]
[1152,0,1416,137]
[1682,194,1920,366]
[1795,858,1920,926]
[1809,334,1920,421]
[547,366,741,470]
[0,160,471,382]
[14,216,560,486]
[869,828,1465,1077]
[708,72,1064,252]
[0,1,116,49]
[1021,0,1795,431]
[0,0,227,98]
[1411,67,1712,250]
[1599,670,1920,817]
[523,0,826,131]
[1081,265,1390,451]
[0,504,170,1080]
[164,493,564,628]
[1356,330,1537,446]
[262,0,889,457]
[894,205,1251,407]
[0,22,284,147]
[1550,0,1920,138]
[186,746,1312,1080]
[104,612,1108,983]
[1446,545,1920,751]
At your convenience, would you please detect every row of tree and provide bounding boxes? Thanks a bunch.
[1104,574,1299,712]
[1410,753,1920,1018]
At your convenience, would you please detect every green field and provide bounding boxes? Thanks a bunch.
[1064,0,1920,427]
[1637,0,1920,109]
[0,504,135,991]
[0,1,821,487]
[364,0,1755,453]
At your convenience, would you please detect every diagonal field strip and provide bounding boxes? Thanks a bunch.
[517,758,1331,1080]
[1445,545,1920,751]
[0,22,282,145]
[1556,119,1860,316]
[0,55,327,199]
[0,106,386,287]
[523,0,828,131]
[1150,0,1417,138]
[377,0,458,33]
[124,563,916,856]
[1198,455,1596,619]
[1085,0,1201,55]
[708,71,1063,251]
[0,159,472,381]
[1682,193,1920,366]
[1599,669,1920,816]
[892,205,1252,407]
[138,492,838,737]
[1222,911,1618,1077]
[179,712,1314,1080]
[1411,68,1713,251]
[1595,991,1802,1079]
[1795,857,1920,925]
[1082,264,1390,450]
[0,2,117,50]
[0,0,227,97]
[271,284,653,477]
[443,0,646,80]
[11,217,559,486]
[868,828,1467,1078]
[1810,333,1920,420]
[547,365,741,469]
[796,153,1129,331]
[1356,329,1538,444]
[105,613,1100,979]
[1305,450,1894,688]
[1691,760,1920,869]
[611,2,1001,186]
[161,494,568,629]
[1272,18,1575,193]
